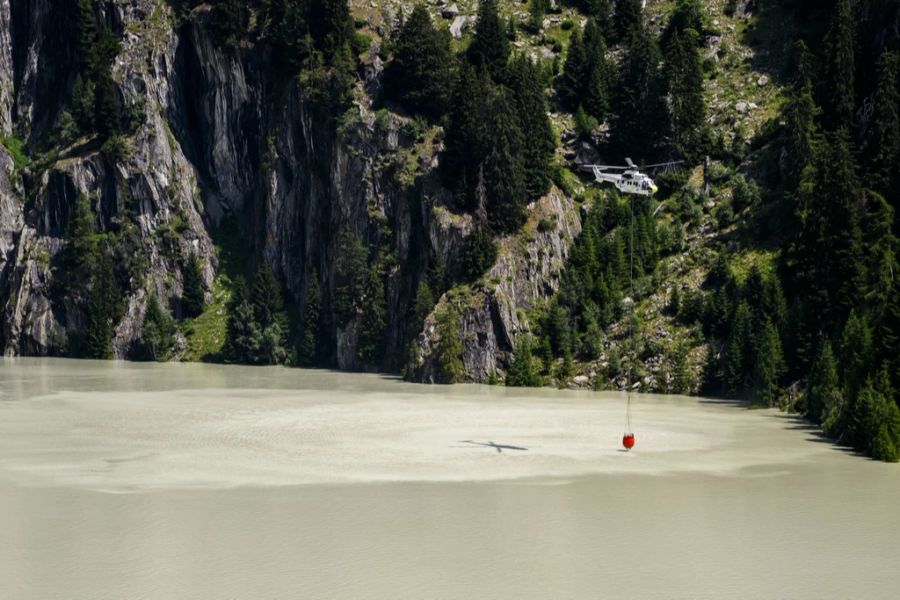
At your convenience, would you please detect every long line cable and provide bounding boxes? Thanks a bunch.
[626,194,634,435]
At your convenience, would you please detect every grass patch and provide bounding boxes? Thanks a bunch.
[2,136,30,170]
[180,219,251,362]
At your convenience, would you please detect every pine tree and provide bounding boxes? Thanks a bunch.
[213,0,248,49]
[528,0,547,32]
[582,19,610,122]
[72,74,95,132]
[661,0,705,49]
[876,283,900,387]
[76,0,98,74]
[558,29,586,111]
[297,275,322,367]
[467,0,510,81]
[333,230,369,324]
[434,305,464,384]
[751,318,785,405]
[442,65,493,203]
[723,301,752,396]
[585,0,612,39]
[138,295,176,361]
[613,0,643,45]
[664,27,708,158]
[506,55,555,200]
[83,251,121,360]
[411,280,435,337]
[506,336,542,387]
[181,254,206,318]
[252,265,284,328]
[383,4,453,118]
[671,340,691,394]
[823,0,855,130]
[781,41,820,189]
[807,340,840,424]
[308,0,353,59]
[840,310,873,401]
[866,51,899,197]
[481,88,528,233]
[798,129,865,327]
[226,279,262,364]
[357,265,387,366]
[611,25,667,160]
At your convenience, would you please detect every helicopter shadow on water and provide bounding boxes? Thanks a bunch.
[449,440,532,453]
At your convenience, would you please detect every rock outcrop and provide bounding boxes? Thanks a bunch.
[0,0,577,381]
[412,188,582,383]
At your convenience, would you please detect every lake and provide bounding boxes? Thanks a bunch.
[1,358,898,599]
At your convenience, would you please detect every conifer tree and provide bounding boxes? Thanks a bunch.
[781,41,820,189]
[297,275,322,367]
[357,265,387,367]
[467,0,510,81]
[434,306,464,383]
[411,280,435,338]
[76,0,98,73]
[586,0,612,39]
[723,301,752,396]
[506,55,555,199]
[798,129,865,326]
[613,0,643,44]
[661,0,704,49]
[823,0,855,130]
[866,51,899,197]
[83,251,121,360]
[751,318,785,405]
[664,28,708,158]
[384,4,453,118]
[611,25,667,160]
[138,295,176,361]
[309,0,354,59]
[225,279,261,364]
[582,19,610,122]
[506,336,542,387]
[558,30,587,111]
[876,283,900,387]
[671,340,691,394]
[181,254,205,318]
[442,65,493,202]
[333,231,369,324]
[840,310,873,401]
[528,0,548,32]
[481,88,528,233]
[213,0,248,49]
[806,340,840,424]
[252,265,284,329]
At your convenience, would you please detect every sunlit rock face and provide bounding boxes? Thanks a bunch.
[0,1,573,379]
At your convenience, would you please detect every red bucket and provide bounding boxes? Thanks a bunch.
[622,433,635,450]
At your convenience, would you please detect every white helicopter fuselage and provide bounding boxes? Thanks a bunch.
[591,166,658,196]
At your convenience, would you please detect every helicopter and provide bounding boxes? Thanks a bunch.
[580,158,681,196]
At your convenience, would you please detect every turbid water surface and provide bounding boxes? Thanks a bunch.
[1,358,898,599]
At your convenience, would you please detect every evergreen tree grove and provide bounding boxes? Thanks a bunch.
[181,254,206,319]
[384,5,453,119]
[467,0,510,81]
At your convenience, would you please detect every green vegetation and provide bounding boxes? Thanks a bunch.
[181,254,206,318]
[137,295,177,361]
[383,5,453,119]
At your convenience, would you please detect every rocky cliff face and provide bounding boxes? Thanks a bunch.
[0,0,576,380]
[412,188,581,383]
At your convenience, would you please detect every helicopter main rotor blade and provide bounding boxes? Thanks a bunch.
[639,160,686,169]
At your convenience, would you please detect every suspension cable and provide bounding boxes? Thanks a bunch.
[626,194,635,434]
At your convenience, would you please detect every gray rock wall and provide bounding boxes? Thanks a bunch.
[0,0,579,381]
